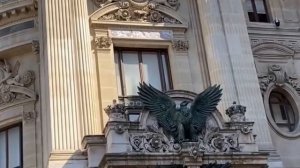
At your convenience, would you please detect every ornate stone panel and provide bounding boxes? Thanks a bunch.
[258,65,300,93]
[98,0,181,23]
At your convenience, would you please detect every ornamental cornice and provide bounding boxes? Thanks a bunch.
[0,0,37,27]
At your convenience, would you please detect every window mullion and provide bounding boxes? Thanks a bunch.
[138,51,144,83]
[262,0,269,22]
[119,50,126,96]
[5,130,8,168]
[283,104,293,132]
[157,50,166,91]
[19,125,23,168]
[251,0,259,22]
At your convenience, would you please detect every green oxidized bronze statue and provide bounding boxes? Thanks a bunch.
[138,83,222,143]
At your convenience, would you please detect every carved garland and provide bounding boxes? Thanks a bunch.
[98,0,181,24]
[258,65,300,93]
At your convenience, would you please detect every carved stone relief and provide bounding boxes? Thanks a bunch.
[95,36,112,49]
[258,64,300,93]
[98,0,181,23]
[251,38,300,53]
[94,0,180,10]
[0,59,36,107]
[32,40,39,55]
[172,40,189,51]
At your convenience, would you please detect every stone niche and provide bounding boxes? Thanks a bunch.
[82,89,268,168]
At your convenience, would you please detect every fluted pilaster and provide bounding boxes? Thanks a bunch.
[42,0,99,151]
[197,0,238,113]
[197,0,273,148]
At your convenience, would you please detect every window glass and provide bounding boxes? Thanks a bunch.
[246,0,269,22]
[255,0,266,14]
[0,125,22,168]
[123,51,140,95]
[8,127,20,168]
[0,132,6,168]
[142,52,162,90]
[115,49,171,97]
[246,0,254,12]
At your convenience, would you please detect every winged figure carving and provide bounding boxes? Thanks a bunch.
[138,83,222,143]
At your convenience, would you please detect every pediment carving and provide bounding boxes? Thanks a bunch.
[252,42,295,57]
[90,0,187,26]
[0,59,36,110]
[93,0,180,11]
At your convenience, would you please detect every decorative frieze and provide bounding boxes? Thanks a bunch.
[98,0,181,23]
[258,64,300,92]
[172,40,189,51]
[94,36,112,49]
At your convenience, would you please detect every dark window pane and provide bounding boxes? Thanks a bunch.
[258,14,268,22]
[248,12,256,22]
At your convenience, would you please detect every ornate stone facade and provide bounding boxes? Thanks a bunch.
[1,0,300,167]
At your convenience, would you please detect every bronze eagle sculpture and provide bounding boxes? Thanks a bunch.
[138,83,222,143]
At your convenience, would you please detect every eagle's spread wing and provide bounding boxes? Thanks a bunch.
[190,85,222,133]
[137,83,178,138]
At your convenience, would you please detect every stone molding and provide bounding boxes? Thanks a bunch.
[262,83,300,138]
[251,38,300,53]
[0,0,37,27]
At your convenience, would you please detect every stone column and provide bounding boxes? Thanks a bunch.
[41,0,99,158]
[197,0,273,149]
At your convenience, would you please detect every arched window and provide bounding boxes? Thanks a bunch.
[269,92,296,132]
